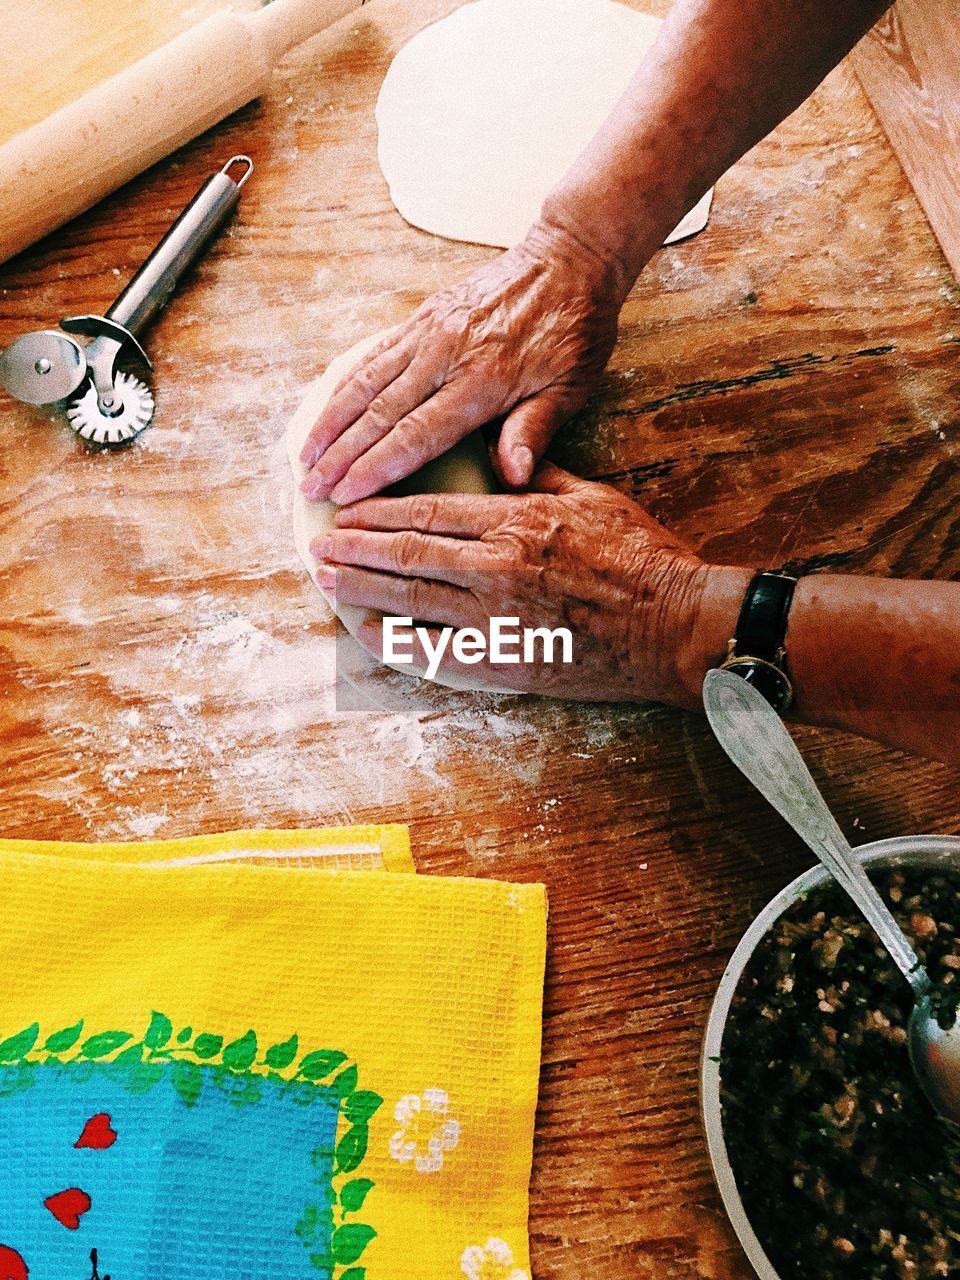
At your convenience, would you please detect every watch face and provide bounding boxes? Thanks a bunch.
[717,658,793,716]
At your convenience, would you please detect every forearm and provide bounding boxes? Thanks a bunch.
[540,0,892,291]
[686,570,960,764]
[788,576,960,761]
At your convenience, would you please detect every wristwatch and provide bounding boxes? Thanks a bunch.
[719,569,798,714]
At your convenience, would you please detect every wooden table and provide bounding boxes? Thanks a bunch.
[1,2,958,1275]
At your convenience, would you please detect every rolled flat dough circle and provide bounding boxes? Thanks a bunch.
[376,0,712,250]
[286,330,518,693]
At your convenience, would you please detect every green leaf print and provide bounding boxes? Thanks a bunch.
[221,1029,257,1070]
[265,1033,299,1069]
[298,1049,347,1081]
[43,1020,84,1053]
[144,1011,173,1049]
[339,1178,374,1212]
[119,1060,165,1096]
[331,1224,376,1266]
[295,1204,323,1245]
[171,1058,203,1107]
[332,1064,359,1098]
[81,1031,133,1059]
[343,1091,383,1124]
[192,1033,224,1059]
[117,1043,144,1062]
[0,1024,40,1063]
[335,1125,369,1173]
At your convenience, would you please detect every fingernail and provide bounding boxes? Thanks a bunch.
[329,479,354,506]
[317,565,337,592]
[310,534,333,560]
[299,443,319,468]
[513,446,533,483]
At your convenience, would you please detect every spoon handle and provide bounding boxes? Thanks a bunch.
[703,669,927,992]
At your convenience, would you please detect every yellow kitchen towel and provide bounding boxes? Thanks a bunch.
[0,823,414,872]
[0,847,546,1280]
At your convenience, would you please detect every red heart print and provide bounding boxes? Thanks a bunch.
[75,1113,117,1150]
[0,1246,28,1280]
[43,1189,91,1230]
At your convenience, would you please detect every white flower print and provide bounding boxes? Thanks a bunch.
[389,1087,460,1173]
[460,1237,529,1280]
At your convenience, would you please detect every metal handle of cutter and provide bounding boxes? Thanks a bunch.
[106,155,253,337]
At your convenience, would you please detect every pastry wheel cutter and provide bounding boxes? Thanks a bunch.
[0,155,252,447]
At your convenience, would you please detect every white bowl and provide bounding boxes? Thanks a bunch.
[700,834,960,1280]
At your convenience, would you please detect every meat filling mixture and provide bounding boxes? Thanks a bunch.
[721,866,960,1280]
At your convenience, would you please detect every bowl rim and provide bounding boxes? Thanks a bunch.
[700,833,960,1280]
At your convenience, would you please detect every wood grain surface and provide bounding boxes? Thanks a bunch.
[1,2,959,1276]
[851,0,960,282]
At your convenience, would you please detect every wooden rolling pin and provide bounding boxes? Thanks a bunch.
[0,0,366,264]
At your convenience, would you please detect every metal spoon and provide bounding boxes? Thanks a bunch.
[703,667,960,1124]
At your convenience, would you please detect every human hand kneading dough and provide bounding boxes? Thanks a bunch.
[298,225,624,501]
[311,464,744,703]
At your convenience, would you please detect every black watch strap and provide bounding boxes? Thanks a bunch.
[720,569,798,714]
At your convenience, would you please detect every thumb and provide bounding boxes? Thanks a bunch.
[497,393,571,487]
[528,460,589,496]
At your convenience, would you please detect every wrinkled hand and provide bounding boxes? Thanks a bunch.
[299,221,626,506]
[311,463,736,704]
